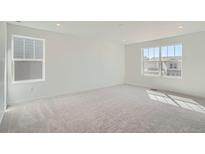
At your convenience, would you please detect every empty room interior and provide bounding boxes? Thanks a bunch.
[1,21,205,133]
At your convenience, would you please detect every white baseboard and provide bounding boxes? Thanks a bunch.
[8,82,124,106]
[125,82,205,100]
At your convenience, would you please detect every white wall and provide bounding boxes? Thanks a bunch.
[7,24,125,105]
[125,31,205,98]
[0,22,7,122]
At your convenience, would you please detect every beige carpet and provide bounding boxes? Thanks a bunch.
[1,85,205,133]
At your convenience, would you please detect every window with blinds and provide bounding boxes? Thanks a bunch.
[12,35,45,83]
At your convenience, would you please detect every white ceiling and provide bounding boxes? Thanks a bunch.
[9,21,205,44]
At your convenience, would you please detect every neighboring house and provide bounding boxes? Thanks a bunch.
[144,56,182,77]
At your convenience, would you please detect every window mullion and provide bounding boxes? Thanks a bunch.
[23,39,25,59]
[159,47,162,77]
[33,40,35,59]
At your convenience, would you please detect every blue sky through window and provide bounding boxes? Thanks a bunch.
[168,45,174,57]
[161,46,167,57]
[144,48,149,58]
[149,48,154,59]
[143,44,182,60]
[154,47,159,58]
[175,44,182,57]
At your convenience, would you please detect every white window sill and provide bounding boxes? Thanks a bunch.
[162,75,182,79]
[142,73,182,79]
[143,74,160,77]
[12,79,45,84]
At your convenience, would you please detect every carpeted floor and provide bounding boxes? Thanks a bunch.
[1,85,205,133]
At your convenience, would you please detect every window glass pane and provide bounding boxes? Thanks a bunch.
[144,48,149,60]
[143,44,182,78]
[13,36,45,82]
[168,45,174,58]
[14,61,43,81]
[162,61,182,77]
[148,48,154,60]
[14,37,24,59]
[144,61,160,76]
[161,46,167,60]
[25,39,34,59]
[154,47,159,60]
[35,40,43,59]
[175,44,182,57]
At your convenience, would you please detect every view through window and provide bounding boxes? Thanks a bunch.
[142,44,182,78]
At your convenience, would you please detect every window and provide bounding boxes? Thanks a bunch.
[142,43,182,78]
[143,47,160,76]
[12,35,45,83]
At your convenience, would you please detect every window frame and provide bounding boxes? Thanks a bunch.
[141,43,182,79]
[11,34,46,84]
[141,46,161,77]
